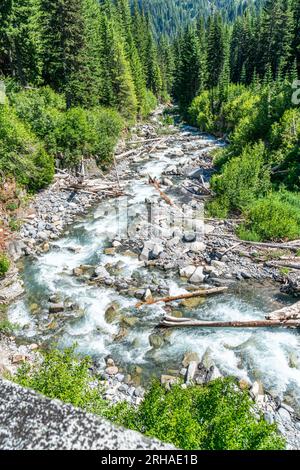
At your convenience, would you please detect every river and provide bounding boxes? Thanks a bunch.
[7,116,300,411]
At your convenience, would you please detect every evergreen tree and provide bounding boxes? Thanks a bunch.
[39,0,86,107]
[0,0,42,85]
[206,13,225,89]
[173,26,201,112]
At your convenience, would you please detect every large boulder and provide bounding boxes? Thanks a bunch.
[179,265,196,279]
[189,267,205,284]
[182,351,200,368]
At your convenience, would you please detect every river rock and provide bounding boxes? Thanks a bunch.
[49,303,64,314]
[143,289,153,302]
[149,333,164,349]
[188,241,206,253]
[161,375,178,388]
[189,267,205,284]
[250,381,264,398]
[183,232,196,243]
[149,244,164,260]
[0,280,24,303]
[179,265,196,278]
[105,304,121,323]
[186,361,198,383]
[105,366,119,376]
[182,351,200,368]
[94,266,110,279]
[122,317,138,327]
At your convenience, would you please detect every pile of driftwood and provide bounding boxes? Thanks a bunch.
[159,300,300,329]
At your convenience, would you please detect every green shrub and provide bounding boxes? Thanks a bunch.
[141,90,158,118]
[0,319,19,335]
[123,379,284,450]
[55,106,124,168]
[189,91,214,131]
[86,107,124,167]
[0,103,54,191]
[12,347,285,450]
[242,192,300,241]
[0,253,10,276]
[211,141,271,212]
[13,347,130,420]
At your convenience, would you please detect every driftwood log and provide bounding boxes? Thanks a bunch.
[136,286,228,308]
[148,175,175,206]
[159,300,300,329]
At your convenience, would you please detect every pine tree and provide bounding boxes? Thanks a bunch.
[0,0,42,85]
[39,0,86,107]
[99,11,137,120]
[173,26,200,112]
[206,13,225,89]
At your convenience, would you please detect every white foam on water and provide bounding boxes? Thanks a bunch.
[6,127,300,409]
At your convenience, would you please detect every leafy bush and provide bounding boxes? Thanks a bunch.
[86,107,124,167]
[0,253,10,276]
[141,90,158,118]
[13,347,285,450]
[11,87,65,157]
[13,347,130,420]
[0,319,19,335]
[241,192,300,241]
[189,91,214,131]
[123,379,284,450]
[0,103,54,191]
[211,141,271,212]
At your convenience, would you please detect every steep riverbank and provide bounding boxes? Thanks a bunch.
[1,107,300,448]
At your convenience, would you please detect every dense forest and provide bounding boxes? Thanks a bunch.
[172,0,300,241]
[0,0,165,191]
[132,0,264,37]
[0,0,299,240]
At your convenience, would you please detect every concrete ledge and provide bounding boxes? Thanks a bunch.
[0,379,174,450]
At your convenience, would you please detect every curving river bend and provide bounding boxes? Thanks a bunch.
[8,121,300,411]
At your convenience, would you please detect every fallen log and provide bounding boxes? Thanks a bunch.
[148,175,175,206]
[136,286,228,308]
[265,261,300,270]
[206,235,300,251]
[159,318,300,328]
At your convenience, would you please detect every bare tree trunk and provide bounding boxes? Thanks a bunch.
[136,286,228,308]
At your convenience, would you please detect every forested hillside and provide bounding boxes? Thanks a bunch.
[132,0,263,37]
[0,0,165,191]
[172,0,300,241]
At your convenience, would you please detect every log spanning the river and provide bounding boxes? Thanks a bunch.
[136,286,228,308]
[159,300,300,329]
[159,318,300,328]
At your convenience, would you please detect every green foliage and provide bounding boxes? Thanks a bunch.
[12,346,285,450]
[56,106,124,168]
[0,319,19,335]
[122,378,285,450]
[189,91,214,131]
[13,346,131,420]
[241,192,300,241]
[140,90,158,118]
[0,253,10,276]
[15,347,109,414]
[211,141,271,212]
[0,102,54,191]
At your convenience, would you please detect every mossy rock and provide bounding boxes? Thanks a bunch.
[181,297,205,308]
[105,303,121,323]
[122,316,138,327]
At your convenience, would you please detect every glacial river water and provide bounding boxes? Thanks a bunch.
[8,125,300,410]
